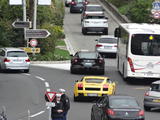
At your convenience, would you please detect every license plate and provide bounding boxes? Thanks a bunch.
[104,46,112,49]
[87,93,98,96]
[153,99,160,102]
[84,63,92,66]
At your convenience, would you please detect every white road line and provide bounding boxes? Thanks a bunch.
[30,111,45,118]
[35,76,45,81]
[45,82,50,88]
[24,73,31,76]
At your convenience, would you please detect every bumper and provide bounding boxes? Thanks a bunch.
[74,91,113,97]
[70,6,84,13]
[97,49,117,54]
[85,27,108,32]
[108,117,144,120]
[5,64,30,70]
[71,65,104,72]
[144,100,160,108]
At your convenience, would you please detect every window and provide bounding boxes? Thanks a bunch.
[86,6,102,11]
[79,52,97,59]
[0,50,5,56]
[99,38,117,43]
[151,84,160,91]
[85,78,104,83]
[131,34,160,56]
[7,51,28,57]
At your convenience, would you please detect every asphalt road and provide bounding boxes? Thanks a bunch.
[0,0,160,120]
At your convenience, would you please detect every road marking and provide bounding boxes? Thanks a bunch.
[24,73,31,76]
[35,76,45,81]
[45,82,50,88]
[30,111,45,118]
[134,87,149,90]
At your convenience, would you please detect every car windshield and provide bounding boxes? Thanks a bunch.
[131,34,160,56]
[151,84,160,91]
[86,15,105,19]
[7,51,28,57]
[99,38,117,43]
[74,0,85,2]
[86,6,102,11]
[85,78,104,83]
[109,98,139,108]
[79,52,97,59]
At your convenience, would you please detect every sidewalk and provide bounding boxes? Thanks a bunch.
[31,60,71,70]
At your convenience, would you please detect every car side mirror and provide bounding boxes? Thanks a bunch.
[114,27,121,37]
[70,54,73,57]
[95,39,98,41]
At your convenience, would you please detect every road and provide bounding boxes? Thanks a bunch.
[0,0,160,120]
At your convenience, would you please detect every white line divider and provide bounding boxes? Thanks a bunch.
[35,76,45,81]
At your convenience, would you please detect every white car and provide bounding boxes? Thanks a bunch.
[95,35,117,55]
[0,47,30,73]
[81,4,104,22]
[82,14,108,35]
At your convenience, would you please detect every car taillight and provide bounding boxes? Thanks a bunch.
[144,92,149,96]
[103,84,108,91]
[96,44,102,47]
[25,59,30,62]
[4,58,10,62]
[71,1,76,5]
[128,57,135,72]
[98,58,104,63]
[138,110,144,116]
[72,58,79,63]
[78,83,83,90]
[106,109,115,116]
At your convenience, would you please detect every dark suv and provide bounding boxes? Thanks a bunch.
[70,51,105,74]
[70,0,89,13]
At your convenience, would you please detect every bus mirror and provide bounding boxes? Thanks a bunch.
[114,27,121,37]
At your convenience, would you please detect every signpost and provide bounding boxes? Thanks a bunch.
[38,0,51,5]
[45,92,56,120]
[30,39,38,47]
[21,47,40,53]
[9,0,22,5]
[12,21,31,28]
[25,29,51,38]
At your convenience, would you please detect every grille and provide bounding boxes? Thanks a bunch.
[85,88,100,91]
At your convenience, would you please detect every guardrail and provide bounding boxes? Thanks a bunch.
[100,0,131,23]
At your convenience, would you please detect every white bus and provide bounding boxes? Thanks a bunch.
[115,23,160,81]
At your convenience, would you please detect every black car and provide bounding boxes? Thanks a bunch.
[70,51,105,74]
[70,0,89,13]
[91,95,145,120]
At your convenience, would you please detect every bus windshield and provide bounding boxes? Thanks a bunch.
[131,34,160,56]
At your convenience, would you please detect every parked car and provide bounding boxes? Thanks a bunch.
[65,0,72,7]
[73,76,116,101]
[0,47,30,73]
[81,4,104,22]
[82,14,108,35]
[70,0,89,13]
[91,95,145,120]
[144,80,160,111]
[95,35,117,56]
[70,50,105,74]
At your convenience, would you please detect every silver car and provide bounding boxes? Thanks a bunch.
[0,48,30,73]
[144,80,160,111]
[95,35,117,55]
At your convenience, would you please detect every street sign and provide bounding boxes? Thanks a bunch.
[12,21,31,28]
[30,39,38,47]
[25,29,51,38]
[38,0,51,5]
[45,92,56,102]
[153,12,160,19]
[20,47,40,53]
[46,102,55,107]
[9,0,22,5]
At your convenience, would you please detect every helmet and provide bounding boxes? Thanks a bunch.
[59,88,66,93]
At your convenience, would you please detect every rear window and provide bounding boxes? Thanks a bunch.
[151,84,160,91]
[109,98,139,108]
[86,6,102,11]
[85,78,104,83]
[7,51,28,57]
[99,38,117,43]
[86,15,105,19]
[79,52,97,59]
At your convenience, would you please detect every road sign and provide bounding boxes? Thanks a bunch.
[9,0,22,5]
[45,92,56,102]
[12,21,31,28]
[46,102,55,107]
[38,0,51,5]
[20,47,40,53]
[25,29,51,38]
[30,39,38,47]
[153,12,160,19]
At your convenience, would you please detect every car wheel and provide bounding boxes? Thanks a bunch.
[82,28,87,35]
[74,95,79,102]
[144,106,151,111]
[24,69,29,73]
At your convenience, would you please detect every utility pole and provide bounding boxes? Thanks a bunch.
[33,0,37,29]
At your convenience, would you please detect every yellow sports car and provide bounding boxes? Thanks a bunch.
[73,76,116,101]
